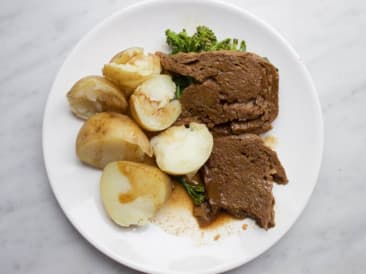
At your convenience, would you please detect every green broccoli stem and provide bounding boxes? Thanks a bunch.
[176,176,206,206]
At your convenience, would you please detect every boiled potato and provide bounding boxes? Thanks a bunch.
[100,161,171,227]
[110,47,144,64]
[67,76,128,119]
[130,75,182,131]
[76,112,153,169]
[151,123,213,175]
[103,47,161,97]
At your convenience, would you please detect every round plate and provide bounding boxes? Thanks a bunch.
[42,0,323,273]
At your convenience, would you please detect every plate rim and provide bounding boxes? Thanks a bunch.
[42,0,324,273]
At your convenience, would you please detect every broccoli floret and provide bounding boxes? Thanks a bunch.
[239,40,247,51]
[165,25,246,54]
[211,37,231,50]
[165,29,191,54]
[191,25,217,51]
[211,37,246,51]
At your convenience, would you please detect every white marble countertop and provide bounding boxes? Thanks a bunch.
[1,0,365,273]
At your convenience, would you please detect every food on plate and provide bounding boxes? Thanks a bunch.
[157,27,287,229]
[130,75,182,131]
[198,134,287,229]
[102,47,161,97]
[100,161,171,227]
[67,25,288,232]
[67,76,128,119]
[164,26,245,99]
[157,50,279,135]
[165,25,246,54]
[176,175,206,206]
[110,47,144,63]
[151,122,213,175]
[76,112,153,169]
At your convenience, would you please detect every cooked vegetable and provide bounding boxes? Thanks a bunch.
[110,47,144,64]
[76,112,153,169]
[165,25,246,54]
[102,47,161,97]
[176,176,206,206]
[100,161,171,227]
[130,75,181,131]
[173,75,194,99]
[66,76,128,119]
[150,122,213,175]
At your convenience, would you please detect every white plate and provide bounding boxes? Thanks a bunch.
[42,0,323,273]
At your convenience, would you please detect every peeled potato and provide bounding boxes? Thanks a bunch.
[102,47,161,97]
[100,161,171,227]
[151,123,213,175]
[67,76,128,119]
[76,112,153,169]
[130,75,181,131]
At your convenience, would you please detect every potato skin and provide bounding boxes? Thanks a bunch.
[67,76,128,119]
[76,112,153,168]
[100,161,172,227]
[110,47,144,64]
[102,48,161,97]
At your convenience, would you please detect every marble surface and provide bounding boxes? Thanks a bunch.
[0,0,365,273]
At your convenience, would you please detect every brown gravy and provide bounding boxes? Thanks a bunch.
[201,213,235,230]
[166,183,235,230]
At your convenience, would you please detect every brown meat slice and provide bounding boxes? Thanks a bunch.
[202,134,288,229]
[157,51,279,135]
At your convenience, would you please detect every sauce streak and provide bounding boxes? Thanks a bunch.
[117,163,141,204]
[119,192,135,203]
[201,213,235,230]
[117,162,163,206]
[165,182,235,229]
[163,183,193,211]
